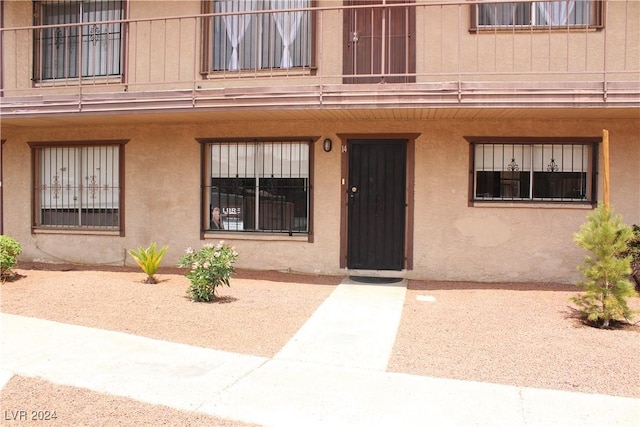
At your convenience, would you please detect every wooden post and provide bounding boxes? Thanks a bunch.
[603,129,610,212]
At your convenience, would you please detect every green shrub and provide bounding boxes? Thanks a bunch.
[1,235,22,282]
[620,224,640,290]
[128,242,168,284]
[178,242,238,302]
[571,205,638,328]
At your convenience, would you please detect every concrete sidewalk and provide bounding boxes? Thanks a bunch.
[2,279,639,426]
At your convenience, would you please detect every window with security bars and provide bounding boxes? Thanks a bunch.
[31,142,124,231]
[204,140,310,233]
[472,140,597,203]
[33,0,124,81]
[204,0,312,73]
[472,0,603,30]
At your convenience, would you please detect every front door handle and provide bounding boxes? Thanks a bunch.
[349,185,358,200]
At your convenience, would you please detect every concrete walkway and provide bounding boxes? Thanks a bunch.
[274,278,407,370]
[2,278,639,426]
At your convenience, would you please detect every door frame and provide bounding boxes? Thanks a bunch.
[338,133,418,271]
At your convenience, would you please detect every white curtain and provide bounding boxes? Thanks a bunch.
[219,0,257,70]
[271,0,305,68]
[537,1,575,26]
[82,3,122,77]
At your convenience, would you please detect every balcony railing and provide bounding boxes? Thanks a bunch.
[1,0,638,117]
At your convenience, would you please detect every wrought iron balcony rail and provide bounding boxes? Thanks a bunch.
[1,0,638,117]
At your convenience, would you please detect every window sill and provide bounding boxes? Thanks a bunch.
[201,67,315,80]
[469,26,602,34]
[471,201,595,209]
[34,76,123,88]
[32,228,122,236]
[204,232,310,242]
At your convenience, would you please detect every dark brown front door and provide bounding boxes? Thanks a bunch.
[343,0,416,84]
[347,140,406,270]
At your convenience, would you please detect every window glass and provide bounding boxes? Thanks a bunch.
[35,144,121,229]
[36,0,123,80]
[476,1,597,28]
[478,1,531,27]
[473,142,595,202]
[207,141,310,233]
[209,0,311,72]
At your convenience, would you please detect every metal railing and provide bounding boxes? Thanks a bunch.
[1,0,638,114]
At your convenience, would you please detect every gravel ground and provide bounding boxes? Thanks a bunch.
[388,281,640,399]
[1,264,639,426]
[1,265,338,358]
[1,376,258,427]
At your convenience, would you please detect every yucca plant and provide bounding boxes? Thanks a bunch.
[128,242,169,284]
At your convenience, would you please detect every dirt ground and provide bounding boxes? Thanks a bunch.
[1,263,639,426]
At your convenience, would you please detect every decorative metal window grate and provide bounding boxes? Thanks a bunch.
[204,140,310,233]
[206,0,312,73]
[33,0,124,80]
[472,141,597,202]
[474,0,601,29]
[33,144,122,229]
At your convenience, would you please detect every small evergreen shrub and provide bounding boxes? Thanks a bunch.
[620,224,640,290]
[178,242,238,302]
[571,205,638,328]
[1,235,22,282]
[128,242,169,284]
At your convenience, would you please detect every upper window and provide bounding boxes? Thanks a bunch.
[203,0,313,73]
[30,141,125,233]
[472,1,603,30]
[202,140,311,234]
[33,0,124,81]
[470,139,598,203]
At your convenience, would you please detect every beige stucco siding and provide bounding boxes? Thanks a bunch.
[1,1,638,284]
[2,117,638,284]
[3,0,639,97]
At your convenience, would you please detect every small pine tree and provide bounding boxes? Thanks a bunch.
[571,204,638,328]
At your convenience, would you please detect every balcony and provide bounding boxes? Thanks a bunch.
[1,0,638,124]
